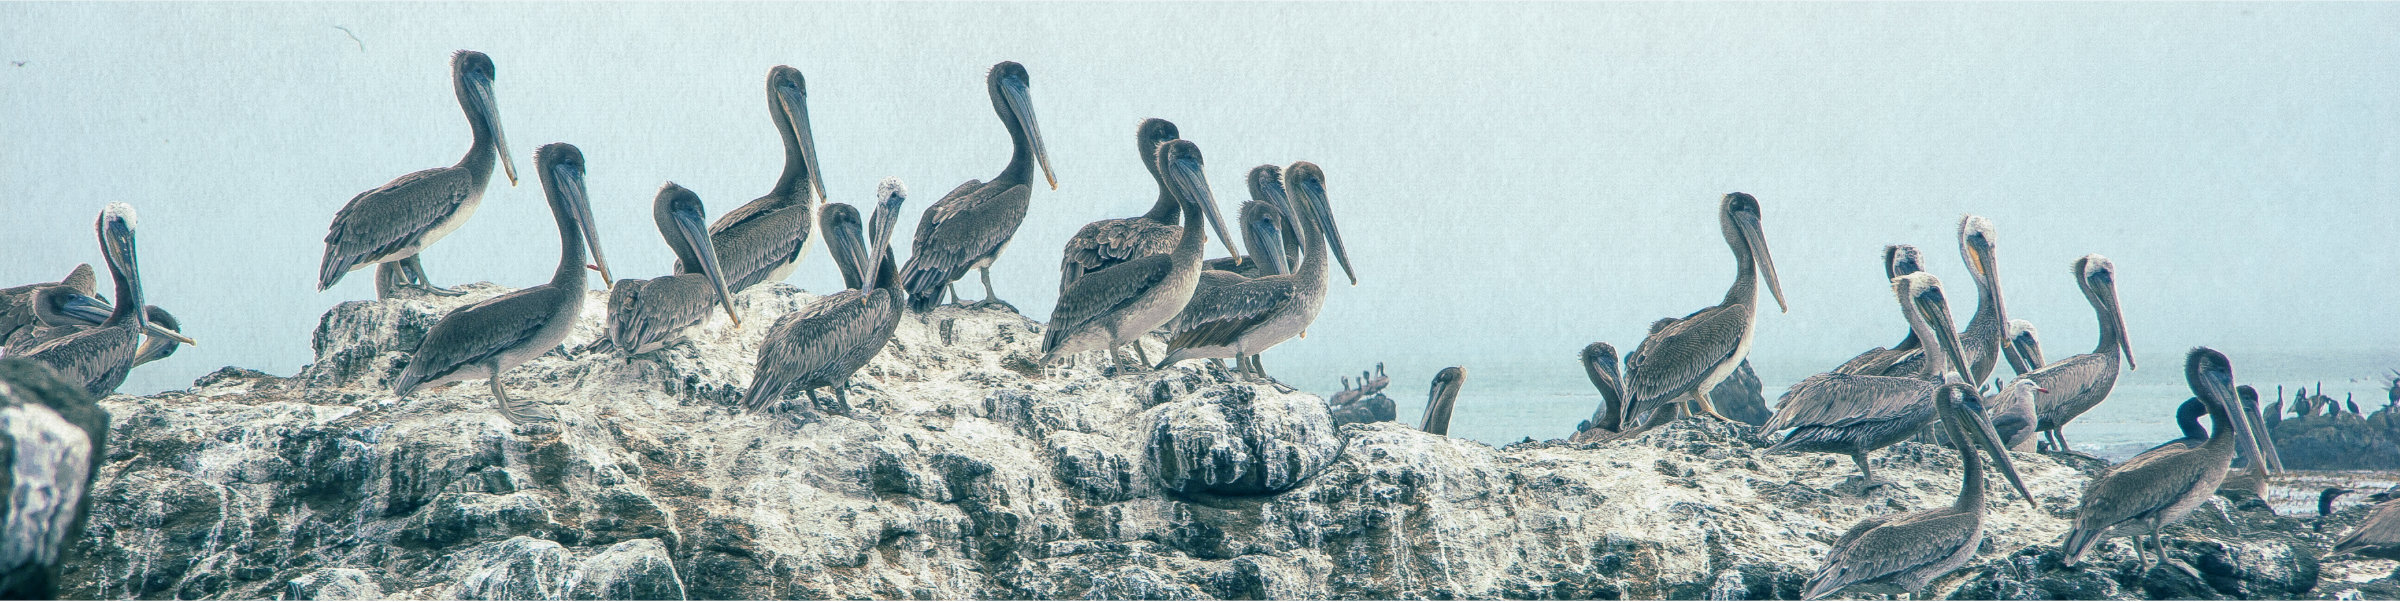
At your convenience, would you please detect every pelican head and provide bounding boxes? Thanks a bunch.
[659,183,739,326]
[1722,193,1786,313]
[534,143,611,284]
[2188,347,2261,469]
[767,66,825,205]
[1960,215,2021,370]
[988,61,1055,190]
[35,286,114,326]
[1136,118,1180,181]
[1883,244,1923,280]
[134,306,187,364]
[865,178,908,288]
[1250,164,1302,258]
[2005,318,2044,372]
[1237,200,1292,276]
[2076,254,2133,370]
[95,203,146,336]
[1581,342,1624,431]
[453,50,514,186]
[1283,162,1356,286]
[1935,383,2037,508]
[1895,272,1968,382]
[818,203,867,290]
[1423,366,1467,435]
[1156,139,1215,229]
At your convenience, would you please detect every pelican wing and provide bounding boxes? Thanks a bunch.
[20,326,138,396]
[2070,443,2218,533]
[2027,352,2112,416]
[1160,273,1296,353]
[319,166,474,285]
[705,197,816,293]
[1804,508,1977,599]
[1040,255,1175,350]
[1762,373,1934,432]
[744,290,892,410]
[1832,347,1891,374]
[2337,500,2400,554]
[1622,304,1748,416]
[901,181,1031,310]
[1060,218,1178,292]
[606,274,723,353]
[396,285,572,391]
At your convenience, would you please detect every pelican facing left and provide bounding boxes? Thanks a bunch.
[393,143,611,424]
[319,50,528,299]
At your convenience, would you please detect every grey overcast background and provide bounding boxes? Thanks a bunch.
[4,3,2396,446]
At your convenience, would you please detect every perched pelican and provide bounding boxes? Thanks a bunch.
[0,357,109,599]
[0,265,96,346]
[1951,216,2021,385]
[2263,398,2283,430]
[1420,366,1465,436]
[1201,166,1300,276]
[1569,341,1687,444]
[392,143,612,424]
[2004,319,2045,374]
[706,66,827,294]
[744,179,908,415]
[2062,347,2262,569]
[1762,272,1966,485]
[2026,254,2134,454]
[900,61,1057,312]
[1621,193,1786,423]
[2335,498,2400,559]
[22,204,195,397]
[1799,383,2035,600]
[1832,245,1924,376]
[1041,141,1213,369]
[3,290,189,359]
[1154,161,1357,380]
[1058,119,1238,294]
[1986,378,2047,450]
[2237,385,2284,472]
[318,50,531,299]
[603,183,742,355]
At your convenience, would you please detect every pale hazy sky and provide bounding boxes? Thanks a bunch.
[4,4,2396,442]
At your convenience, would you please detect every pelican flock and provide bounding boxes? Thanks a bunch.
[10,44,2388,601]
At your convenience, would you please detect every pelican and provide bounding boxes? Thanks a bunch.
[1178,200,1298,373]
[2026,254,2134,454]
[1950,216,2021,385]
[1041,141,1213,369]
[1986,378,2047,450]
[1058,119,1238,294]
[2237,385,2284,472]
[1761,272,1966,486]
[2335,498,2400,559]
[3,291,190,360]
[603,183,742,355]
[318,50,528,299]
[1832,245,1923,376]
[130,307,182,367]
[2263,398,2283,430]
[1420,366,1465,436]
[1201,166,1300,276]
[1,265,96,346]
[1621,193,1786,423]
[2320,488,2356,518]
[1569,341,1688,444]
[706,66,827,295]
[22,204,196,396]
[1799,383,2035,600]
[1153,161,1357,380]
[2061,347,2262,569]
[900,61,1056,312]
[392,143,611,424]
[2004,319,2045,374]
[744,179,908,415]
[0,357,109,599]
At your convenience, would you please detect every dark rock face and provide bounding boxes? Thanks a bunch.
[1147,384,1341,496]
[0,358,107,600]
[2271,412,2400,470]
[1327,392,1394,427]
[1713,360,1772,427]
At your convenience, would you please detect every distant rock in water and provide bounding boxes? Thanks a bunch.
[1713,360,1771,426]
[1327,390,1395,426]
[2272,410,2400,470]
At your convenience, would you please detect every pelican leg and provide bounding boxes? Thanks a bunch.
[1693,390,1734,422]
[374,262,405,300]
[1133,341,1152,366]
[2052,429,2076,453]
[971,267,1015,311]
[487,369,553,424]
[832,386,853,416]
[946,284,962,307]
[399,255,467,296]
[1849,452,1887,491]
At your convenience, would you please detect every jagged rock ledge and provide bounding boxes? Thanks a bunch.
[54,283,2400,599]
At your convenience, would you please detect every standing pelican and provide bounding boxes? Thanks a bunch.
[604,183,742,355]
[1621,193,1786,423]
[1153,161,1357,380]
[318,50,525,299]
[706,66,827,294]
[1762,272,1966,485]
[901,61,1056,312]
[1833,245,1925,376]
[393,143,612,424]
[1058,119,1238,294]
[1987,378,2048,451]
[744,179,908,414]
[2062,347,2262,569]
[1178,200,1299,372]
[1041,141,1213,369]
[0,357,109,599]
[2027,254,2135,453]
[1420,366,1465,436]
[1800,383,2035,600]
[2004,319,2045,374]
[22,205,193,396]
[1951,216,2020,385]
[2237,385,2284,472]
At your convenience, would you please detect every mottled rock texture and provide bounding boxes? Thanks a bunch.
[47,283,2397,599]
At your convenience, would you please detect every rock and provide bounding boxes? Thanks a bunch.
[1712,360,1772,427]
[1328,392,1395,427]
[0,358,107,600]
[284,568,381,600]
[2272,413,2400,470]
[566,538,686,600]
[1147,384,1342,496]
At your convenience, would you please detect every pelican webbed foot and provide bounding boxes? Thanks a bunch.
[488,375,555,425]
[397,255,467,296]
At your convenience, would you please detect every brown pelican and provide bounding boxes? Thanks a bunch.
[900,61,1056,312]
[1058,119,1237,295]
[1201,166,1299,276]
[1832,245,1924,376]
[0,357,109,599]
[2004,319,2045,374]
[1041,141,1213,369]
[318,50,529,299]
[1762,272,1965,486]
[1800,383,2035,600]
[706,66,827,294]
[20,204,195,397]
[392,143,611,424]
[744,179,908,415]
[2335,498,2400,559]
[1951,216,2021,385]
[2026,254,2134,454]
[0,265,96,346]
[1177,200,1298,373]
[2061,347,2262,569]
[1420,366,1465,436]
[2263,398,2283,430]
[2237,385,2284,472]
[1987,378,2047,450]
[603,183,742,355]
[3,291,190,360]
[129,307,182,367]
[1154,161,1357,380]
[1569,341,1687,444]
[1621,193,1786,423]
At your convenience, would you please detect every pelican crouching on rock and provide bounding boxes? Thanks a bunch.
[1041,141,1214,370]
[1621,193,1786,423]
[22,204,195,397]
[3,289,191,360]
[745,179,908,415]
[393,143,611,424]
[1420,366,1465,436]
[2027,254,2134,453]
[2061,347,2262,569]
[1800,383,2035,600]
[604,183,742,355]
[1154,161,1356,381]
[1762,272,1966,486]
[319,50,519,299]
[1571,341,1687,444]
[708,66,827,294]
[901,61,1056,312]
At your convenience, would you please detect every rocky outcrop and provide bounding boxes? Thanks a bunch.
[2272,413,2400,470]
[45,282,2400,599]
[1715,360,1771,427]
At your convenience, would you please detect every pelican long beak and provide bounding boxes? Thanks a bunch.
[998,75,1055,190]
[1199,182,1242,264]
[1245,207,1291,276]
[1161,149,1216,243]
[1914,282,1971,383]
[55,292,114,326]
[554,160,611,284]
[146,321,198,346]
[675,204,740,328]
[468,76,516,186]
[867,183,907,289]
[1293,175,1356,286]
[1948,384,2037,508]
[775,80,825,205]
[2109,295,2134,371]
[1742,215,1786,313]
